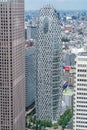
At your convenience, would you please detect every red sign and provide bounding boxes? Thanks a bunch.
[64,66,70,71]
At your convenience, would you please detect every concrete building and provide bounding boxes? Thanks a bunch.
[27,25,37,41]
[73,48,87,130]
[63,88,73,110]
[63,53,76,66]
[25,28,27,40]
[0,0,25,130]
[25,45,36,109]
[25,22,28,40]
[36,6,62,121]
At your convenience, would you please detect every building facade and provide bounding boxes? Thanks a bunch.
[36,6,62,121]
[73,50,87,130]
[27,25,37,41]
[63,53,76,66]
[63,88,73,110]
[0,0,25,130]
[25,46,36,109]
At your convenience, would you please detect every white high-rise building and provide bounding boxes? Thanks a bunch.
[73,47,87,130]
[36,6,62,122]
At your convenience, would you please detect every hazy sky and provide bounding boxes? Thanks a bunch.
[25,0,87,11]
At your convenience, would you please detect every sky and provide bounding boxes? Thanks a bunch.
[25,0,87,11]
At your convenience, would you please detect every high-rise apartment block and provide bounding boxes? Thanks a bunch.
[73,47,87,130]
[36,6,62,122]
[0,0,25,130]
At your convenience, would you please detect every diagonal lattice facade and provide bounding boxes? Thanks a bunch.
[36,6,62,122]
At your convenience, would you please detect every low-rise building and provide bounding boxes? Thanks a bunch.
[63,88,74,110]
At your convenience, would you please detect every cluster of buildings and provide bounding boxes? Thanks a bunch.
[25,9,87,130]
[0,0,87,130]
[61,11,87,130]
[0,1,62,129]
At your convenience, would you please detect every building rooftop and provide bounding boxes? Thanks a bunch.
[63,88,74,96]
[78,52,87,56]
[25,40,34,47]
[71,47,84,55]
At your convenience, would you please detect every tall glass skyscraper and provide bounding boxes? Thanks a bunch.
[25,45,36,109]
[0,0,25,130]
[36,6,62,121]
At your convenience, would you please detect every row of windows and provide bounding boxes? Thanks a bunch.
[77,69,87,72]
[76,121,87,123]
[76,113,87,116]
[77,74,86,77]
[78,58,87,61]
[77,109,87,112]
[77,101,87,104]
[78,64,86,67]
[77,97,87,99]
[77,105,87,107]
[77,92,87,95]
[77,117,87,120]
[77,88,87,91]
[53,95,59,100]
[77,83,87,86]
[53,57,60,62]
[77,79,87,82]
[76,125,87,128]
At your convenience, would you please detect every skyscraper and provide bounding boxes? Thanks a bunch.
[36,6,62,122]
[25,43,36,109]
[73,47,87,130]
[0,0,25,130]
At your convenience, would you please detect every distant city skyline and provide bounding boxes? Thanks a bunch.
[25,0,87,11]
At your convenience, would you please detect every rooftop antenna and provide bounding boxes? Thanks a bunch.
[46,0,51,6]
[43,0,54,9]
[48,0,54,8]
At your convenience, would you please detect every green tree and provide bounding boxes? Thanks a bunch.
[46,121,52,127]
[58,109,73,129]
[53,123,58,129]
[62,123,66,129]
[36,122,38,130]
[39,125,41,130]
